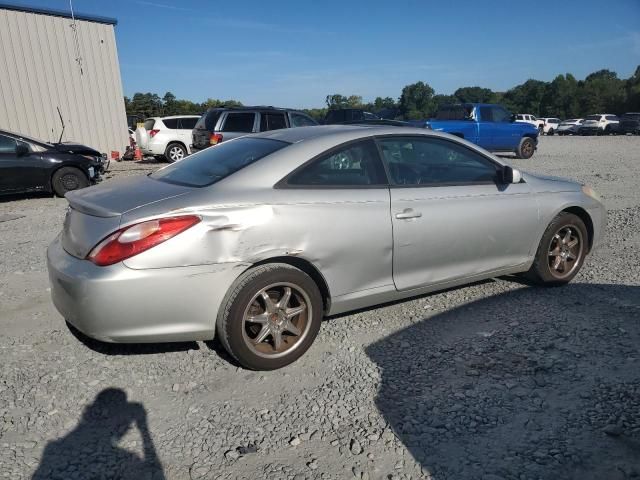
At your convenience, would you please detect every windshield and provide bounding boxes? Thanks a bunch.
[150,137,288,187]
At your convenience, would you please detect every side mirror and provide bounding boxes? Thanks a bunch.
[503,166,522,184]
[16,143,29,156]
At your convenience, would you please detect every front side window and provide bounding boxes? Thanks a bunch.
[287,140,386,187]
[378,136,499,186]
[151,137,287,187]
[260,113,287,132]
[289,113,318,127]
[222,113,256,132]
[0,134,17,153]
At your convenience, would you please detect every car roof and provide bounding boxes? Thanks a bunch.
[160,115,201,119]
[253,124,452,144]
[206,106,305,114]
[0,128,53,147]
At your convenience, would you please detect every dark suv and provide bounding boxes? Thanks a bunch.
[619,113,640,135]
[191,106,318,153]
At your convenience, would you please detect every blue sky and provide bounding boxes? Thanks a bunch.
[8,0,640,108]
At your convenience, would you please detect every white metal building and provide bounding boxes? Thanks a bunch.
[0,3,127,155]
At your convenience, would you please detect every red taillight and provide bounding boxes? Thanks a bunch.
[87,215,201,266]
[149,129,160,138]
[210,133,223,145]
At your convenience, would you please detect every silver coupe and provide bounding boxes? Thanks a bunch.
[47,126,606,370]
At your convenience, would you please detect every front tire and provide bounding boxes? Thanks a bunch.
[515,137,535,159]
[165,143,187,163]
[216,264,323,370]
[547,128,555,136]
[525,212,588,285]
[52,167,89,197]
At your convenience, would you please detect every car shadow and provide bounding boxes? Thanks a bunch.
[0,192,53,202]
[66,321,199,356]
[31,388,165,480]
[365,283,640,480]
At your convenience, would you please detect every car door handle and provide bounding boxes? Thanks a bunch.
[395,208,422,219]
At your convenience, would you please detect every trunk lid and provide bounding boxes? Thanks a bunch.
[61,175,194,259]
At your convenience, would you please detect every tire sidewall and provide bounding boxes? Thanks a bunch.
[218,266,323,370]
[518,137,535,159]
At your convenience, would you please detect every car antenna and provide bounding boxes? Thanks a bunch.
[57,106,65,145]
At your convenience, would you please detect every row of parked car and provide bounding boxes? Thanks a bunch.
[515,113,640,136]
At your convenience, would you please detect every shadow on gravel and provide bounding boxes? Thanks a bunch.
[67,321,199,356]
[32,388,165,480]
[366,283,640,480]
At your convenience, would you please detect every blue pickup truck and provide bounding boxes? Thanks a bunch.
[427,103,539,159]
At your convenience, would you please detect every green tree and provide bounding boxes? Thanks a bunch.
[325,94,363,109]
[453,86,495,103]
[399,81,436,120]
[502,79,547,115]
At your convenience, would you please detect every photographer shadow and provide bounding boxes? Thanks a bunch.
[32,388,165,480]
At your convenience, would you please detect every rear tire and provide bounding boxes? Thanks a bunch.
[548,128,555,136]
[216,263,323,370]
[52,167,89,197]
[524,212,588,286]
[165,143,187,163]
[515,137,535,159]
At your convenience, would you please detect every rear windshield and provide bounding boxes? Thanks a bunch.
[195,110,222,131]
[144,119,155,130]
[150,137,288,187]
[435,105,472,120]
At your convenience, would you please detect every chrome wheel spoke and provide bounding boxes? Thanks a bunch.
[261,291,276,314]
[561,257,569,272]
[283,320,301,336]
[285,304,306,319]
[277,287,291,309]
[552,256,562,270]
[246,312,269,324]
[567,252,577,260]
[567,239,579,248]
[273,331,283,350]
[252,325,271,345]
[548,247,561,257]
[563,229,572,244]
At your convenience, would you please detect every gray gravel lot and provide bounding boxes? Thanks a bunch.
[1,136,639,480]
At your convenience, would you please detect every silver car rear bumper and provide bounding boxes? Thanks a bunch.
[47,235,244,343]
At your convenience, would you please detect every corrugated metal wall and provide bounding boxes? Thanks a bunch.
[0,8,127,154]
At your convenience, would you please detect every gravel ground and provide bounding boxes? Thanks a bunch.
[1,136,639,480]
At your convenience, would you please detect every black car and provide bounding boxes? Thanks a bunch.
[324,108,380,124]
[0,130,107,197]
[619,113,640,135]
[191,106,318,154]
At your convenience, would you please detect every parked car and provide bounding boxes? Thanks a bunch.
[515,114,544,131]
[427,103,539,158]
[47,125,605,370]
[618,112,640,135]
[191,107,318,154]
[556,119,584,135]
[578,114,620,135]
[324,109,380,124]
[539,118,562,135]
[135,115,201,162]
[0,129,106,196]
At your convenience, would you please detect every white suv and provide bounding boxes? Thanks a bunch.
[578,114,620,135]
[539,118,562,135]
[135,116,200,162]
[515,114,544,131]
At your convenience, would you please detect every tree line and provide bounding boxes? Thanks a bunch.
[125,65,640,122]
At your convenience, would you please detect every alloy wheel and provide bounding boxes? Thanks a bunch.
[241,283,312,359]
[169,146,184,161]
[547,225,583,279]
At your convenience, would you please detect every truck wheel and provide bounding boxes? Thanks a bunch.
[515,137,535,159]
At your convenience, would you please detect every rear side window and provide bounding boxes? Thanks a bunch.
[222,113,256,132]
[144,119,155,130]
[163,118,179,129]
[289,113,318,127]
[260,113,287,131]
[287,140,387,187]
[0,134,17,153]
[178,117,199,129]
[605,115,619,121]
[151,138,288,187]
